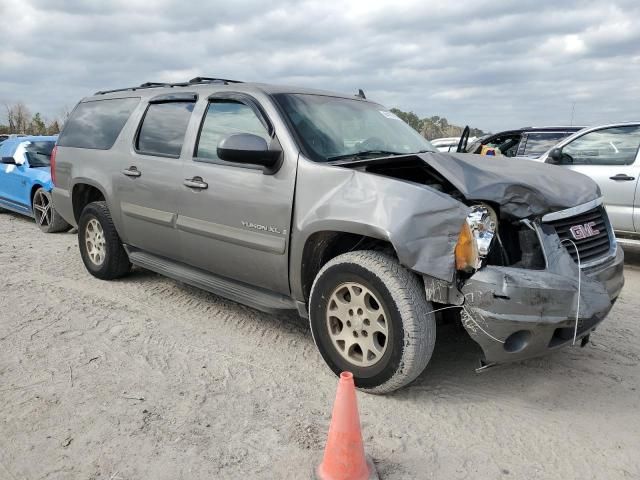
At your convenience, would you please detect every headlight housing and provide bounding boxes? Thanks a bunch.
[455,204,498,272]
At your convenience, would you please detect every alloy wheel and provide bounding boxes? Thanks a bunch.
[33,190,52,227]
[325,282,389,367]
[85,218,106,266]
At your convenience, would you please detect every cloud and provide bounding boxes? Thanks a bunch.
[0,0,639,131]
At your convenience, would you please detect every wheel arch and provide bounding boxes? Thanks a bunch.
[297,228,397,303]
[29,183,46,207]
[71,181,107,223]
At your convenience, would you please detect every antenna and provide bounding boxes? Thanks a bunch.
[570,102,576,126]
[356,89,366,100]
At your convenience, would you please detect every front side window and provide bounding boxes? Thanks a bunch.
[273,93,435,162]
[196,100,270,161]
[562,126,640,165]
[136,101,195,157]
[58,97,140,150]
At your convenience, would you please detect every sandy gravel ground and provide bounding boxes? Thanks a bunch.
[0,212,639,480]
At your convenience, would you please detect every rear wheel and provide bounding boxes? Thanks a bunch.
[78,201,131,280]
[309,250,436,394]
[32,188,71,233]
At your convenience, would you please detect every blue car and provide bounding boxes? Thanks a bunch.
[0,135,70,232]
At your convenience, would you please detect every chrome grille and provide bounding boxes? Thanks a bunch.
[546,206,612,265]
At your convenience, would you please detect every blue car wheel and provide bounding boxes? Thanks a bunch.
[32,187,70,233]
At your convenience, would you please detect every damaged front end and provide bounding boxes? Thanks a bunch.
[422,193,624,369]
[355,152,625,367]
[304,151,624,368]
[457,198,623,368]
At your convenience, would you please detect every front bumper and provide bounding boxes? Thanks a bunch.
[459,240,624,366]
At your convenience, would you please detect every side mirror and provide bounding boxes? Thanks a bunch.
[217,133,281,174]
[548,148,563,164]
[1,156,16,165]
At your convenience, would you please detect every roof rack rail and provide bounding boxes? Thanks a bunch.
[139,82,172,88]
[95,76,244,95]
[188,77,243,85]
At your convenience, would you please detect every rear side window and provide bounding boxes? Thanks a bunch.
[58,97,139,150]
[136,102,195,157]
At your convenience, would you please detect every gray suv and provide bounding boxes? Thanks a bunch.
[52,78,624,393]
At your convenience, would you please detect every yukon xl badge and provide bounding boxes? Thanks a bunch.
[569,221,600,240]
[242,221,286,235]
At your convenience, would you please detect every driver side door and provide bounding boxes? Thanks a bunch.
[556,125,640,233]
[176,94,297,294]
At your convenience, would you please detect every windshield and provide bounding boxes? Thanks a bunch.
[24,141,55,167]
[274,93,435,162]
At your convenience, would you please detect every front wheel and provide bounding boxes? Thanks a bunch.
[32,188,71,233]
[78,201,131,280]
[309,251,436,394]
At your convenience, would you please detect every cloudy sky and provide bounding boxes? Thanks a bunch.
[1,0,639,132]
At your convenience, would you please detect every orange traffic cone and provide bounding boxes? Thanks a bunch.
[315,372,378,480]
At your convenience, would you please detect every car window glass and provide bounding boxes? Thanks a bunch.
[58,98,139,150]
[521,132,570,157]
[275,93,435,162]
[484,134,521,157]
[196,101,269,161]
[24,141,55,167]
[136,102,195,157]
[562,126,640,165]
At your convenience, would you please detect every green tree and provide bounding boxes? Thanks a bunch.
[390,108,423,132]
[390,108,485,141]
[46,119,61,135]
[30,112,47,135]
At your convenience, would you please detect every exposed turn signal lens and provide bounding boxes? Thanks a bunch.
[455,221,478,272]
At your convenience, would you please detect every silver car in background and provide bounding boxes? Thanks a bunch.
[539,122,640,240]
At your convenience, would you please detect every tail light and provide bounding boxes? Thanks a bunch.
[50,145,58,186]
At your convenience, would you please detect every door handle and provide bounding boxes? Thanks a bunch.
[609,174,635,181]
[184,177,208,189]
[122,166,141,177]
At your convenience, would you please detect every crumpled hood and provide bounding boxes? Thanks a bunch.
[420,152,600,218]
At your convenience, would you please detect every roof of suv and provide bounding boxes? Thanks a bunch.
[88,78,369,103]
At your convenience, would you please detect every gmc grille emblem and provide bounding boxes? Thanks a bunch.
[569,221,600,240]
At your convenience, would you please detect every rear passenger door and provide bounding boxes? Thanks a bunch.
[556,125,640,233]
[176,93,296,295]
[114,94,196,258]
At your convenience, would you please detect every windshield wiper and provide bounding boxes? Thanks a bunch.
[327,150,404,162]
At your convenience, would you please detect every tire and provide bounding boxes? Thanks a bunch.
[78,201,131,280]
[32,187,71,233]
[309,250,436,394]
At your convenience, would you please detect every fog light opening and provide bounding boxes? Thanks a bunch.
[504,330,532,353]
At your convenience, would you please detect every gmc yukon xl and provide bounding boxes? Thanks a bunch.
[51,78,624,393]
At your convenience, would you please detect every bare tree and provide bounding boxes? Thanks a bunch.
[5,102,31,133]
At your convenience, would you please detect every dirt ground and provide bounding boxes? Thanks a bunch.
[0,212,639,480]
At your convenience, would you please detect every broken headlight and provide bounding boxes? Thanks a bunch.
[455,204,498,272]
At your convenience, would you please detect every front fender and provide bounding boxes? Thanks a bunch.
[289,158,470,300]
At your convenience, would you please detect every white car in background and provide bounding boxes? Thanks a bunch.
[538,122,640,240]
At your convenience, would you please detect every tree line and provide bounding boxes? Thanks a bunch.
[0,102,67,136]
[390,108,485,140]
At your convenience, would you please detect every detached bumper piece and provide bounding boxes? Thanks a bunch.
[460,217,624,366]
